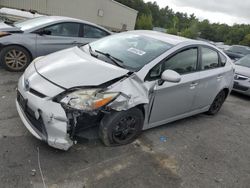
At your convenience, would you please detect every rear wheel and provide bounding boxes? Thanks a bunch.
[206,90,226,115]
[0,45,31,72]
[99,108,144,146]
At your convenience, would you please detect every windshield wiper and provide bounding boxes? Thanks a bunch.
[95,50,125,68]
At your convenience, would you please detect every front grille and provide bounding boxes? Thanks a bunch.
[25,106,44,133]
[17,91,46,137]
[233,83,249,91]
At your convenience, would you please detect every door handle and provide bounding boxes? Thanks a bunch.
[190,82,198,89]
[217,75,223,80]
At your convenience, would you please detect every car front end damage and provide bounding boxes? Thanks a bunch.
[233,74,250,96]
[16,63,74,150]
[233,65,250,96]
[16,62,152,150]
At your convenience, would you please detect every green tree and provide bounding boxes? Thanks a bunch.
[240,34,250,46]
[167,28,178,35]
[136,14,153,30]
[225,25,245,45]
[146,2,161,26]
[198,20,215,40]
[172,16,179,29]
[181,21,199,39]
[116,0,250,45]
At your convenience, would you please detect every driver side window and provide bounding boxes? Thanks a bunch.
[148,47,198,80]
[43,22,80,37]
[164,48,198,74]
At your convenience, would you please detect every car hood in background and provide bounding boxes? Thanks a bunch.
[34,47,129,89]
[235,65,250,77]
[0,22,23,32]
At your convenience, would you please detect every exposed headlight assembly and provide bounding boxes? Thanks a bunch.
[60,89,119,111]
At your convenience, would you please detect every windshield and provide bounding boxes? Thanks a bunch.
[228,46,250,55]
[14,16,53,31]
[87,33,173,71]
[235,55,250,68]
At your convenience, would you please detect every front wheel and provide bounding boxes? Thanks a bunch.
[99,108,144,146]
[206,91,226,115]
[0,45,31,72]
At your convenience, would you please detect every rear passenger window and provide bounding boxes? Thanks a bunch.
[201,47,219,70]
[84,25,109,38]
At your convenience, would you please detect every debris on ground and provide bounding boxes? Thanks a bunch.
[31,169,36,176]
[214,178,223,183]
[160,136,167,143]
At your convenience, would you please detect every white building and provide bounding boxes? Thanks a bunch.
[0,0,138,31]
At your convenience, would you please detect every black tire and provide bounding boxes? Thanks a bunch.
[206,90,226,115]
[0,45,32,72]
[99,108,144,147]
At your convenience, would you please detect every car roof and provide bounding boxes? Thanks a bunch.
[231,45,245,47]
[231,45,250,48]
[44,15,91,24]
[127,30,194,46]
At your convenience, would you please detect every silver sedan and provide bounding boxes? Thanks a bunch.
[0,16,111,71]
[233,55,250,96]
[16,31,234,150]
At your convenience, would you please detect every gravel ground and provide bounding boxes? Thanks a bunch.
[0,68,249,188]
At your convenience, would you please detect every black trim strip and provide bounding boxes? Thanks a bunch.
[29,88,47,98]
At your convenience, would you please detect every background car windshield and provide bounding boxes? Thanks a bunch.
[89,33,172,70]
[14,16,54,31]
[235,55,250,68]
[228,46,250,55]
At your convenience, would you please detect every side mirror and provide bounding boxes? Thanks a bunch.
[37,29,52,36]
[160,70,181,83]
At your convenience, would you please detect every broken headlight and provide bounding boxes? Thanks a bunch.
[60,89,119,111]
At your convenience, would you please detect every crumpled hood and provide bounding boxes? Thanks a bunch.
[235,65,250,77]
[35,47,129,89]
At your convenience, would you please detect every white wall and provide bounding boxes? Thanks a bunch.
[0,0,138,31]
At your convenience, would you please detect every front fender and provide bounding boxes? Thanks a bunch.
[0,33,36,58]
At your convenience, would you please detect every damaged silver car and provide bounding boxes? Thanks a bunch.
[16,31,234,150]
[233,54,250,96]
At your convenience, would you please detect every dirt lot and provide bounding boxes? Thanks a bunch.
[0,68,249,188]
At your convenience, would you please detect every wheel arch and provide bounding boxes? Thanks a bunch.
[0,44,34,60]
[134,104,146,119]
[222,87,230,98]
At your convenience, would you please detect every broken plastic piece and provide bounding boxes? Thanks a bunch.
[31,169,36,176]
[160,136,167,142]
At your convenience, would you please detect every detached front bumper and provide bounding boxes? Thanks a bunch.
[16,74,73,150]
